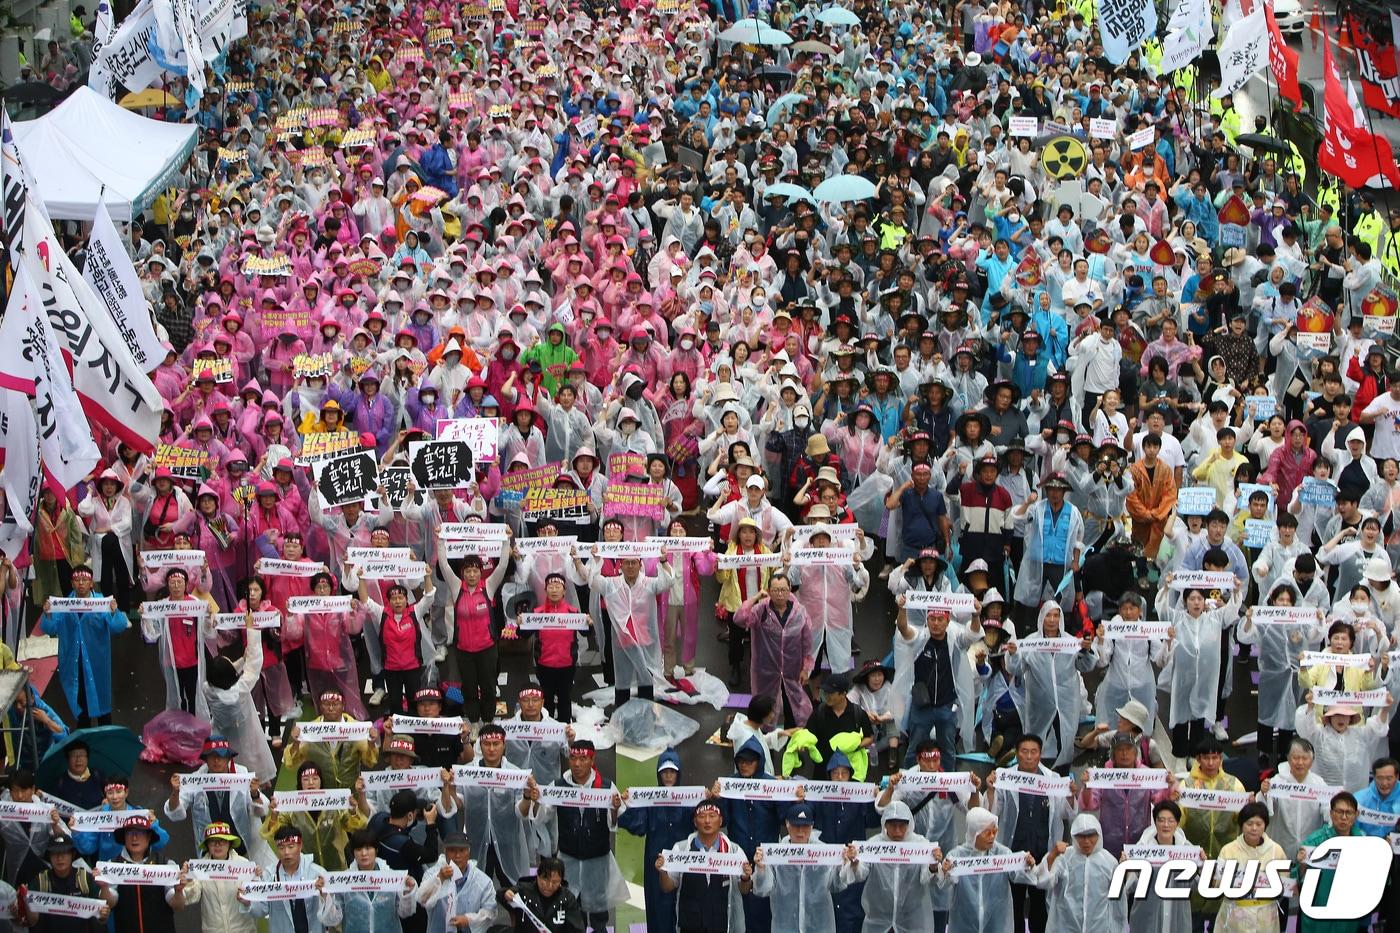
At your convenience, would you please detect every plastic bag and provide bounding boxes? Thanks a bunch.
[656,667,729,710]
[139,710,211,768]
[607,698,699,752]
[847,473,893,535]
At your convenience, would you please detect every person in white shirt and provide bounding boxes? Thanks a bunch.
[1067,315,1122,411]
[1361,377,1400,460]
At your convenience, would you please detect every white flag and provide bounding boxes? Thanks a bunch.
[88,0,168,99]
[1098,0,1157,66]
[21,207,164,454]
[0,388,41,558]
[1215,6,1267,98]
[94,0,114,44]
[83,195,165,372]
[0,261,101,491]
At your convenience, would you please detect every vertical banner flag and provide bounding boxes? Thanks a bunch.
[1319,38,1400,191]
[1266,2,1302,107]
[1098,0,1157,67]
[83,195,166,372]
[1215,6,1267,98]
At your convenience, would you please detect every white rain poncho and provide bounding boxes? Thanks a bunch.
[937,806,1036,933]
[1259,761,1330,860]
[880,767,974,912]
[1293,703,1390,789]
[1233,580,1320,729]
[1004,602,1098,769]
[455,760,533,884]
[990,765,1077,855]
[163,761,274,867]
[336,856,416,933]
[243,855,342,933]
[1011,497,1084,614]
[844,807,937,933]
[1093,602,1169,727]
[1036,814,1127,933]
[752,829,848,933]
[890,612,981,744]
[587,559,673,694]
[142,592,215,721]
[1154,581,1243,727]
[1126,823,1193,933]
[203,633,277,782]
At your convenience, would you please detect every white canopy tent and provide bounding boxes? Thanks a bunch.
[11,86,198,223]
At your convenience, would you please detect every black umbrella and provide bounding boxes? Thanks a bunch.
[3,81,63,107]
[1235,133,1291,155]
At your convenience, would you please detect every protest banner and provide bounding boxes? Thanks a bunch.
[899,771,978,793]
[313,452,378,509]
[371,465,419,512]
[241,254,291,276]
[239,881,320,901]
[292,353,334,380]
[902,591,976,613]
[501,463,562,497]
[716,552,785,570]
[1169,571,1237,590]
[409,441,473,489]
[321,870,410,894]
[499,720,568,743]
[24,892,108,918]
[296,720,373,743]
[1174,787,1250,811]
[94,862,181,886]
[1249,606,1319,625]
[992,769,1071,796]
[437,418,499,463]
[717,778,802,801]
[645,536,713,552]
[46,597,115,613]
[1121,844,1205,865]
[1101,619,1174,640]
[0,800,61,822]
[186,860,262,881]
[272,790,353,812]
[1089,117,1118,139]
[515,535,579,555]
[155,443,206,478]
[361,768,442,791]
[257,559,325,577]
[608,453,647,481]
[296,432,361,465]
[523,488,590,519]
[797,782,878,803]
[286,595,353,614]
[622,786,708,808]
[190,358,233,384]
[451,765,532,789]
[1243,519,1275,548]
[260,307,312,337]
[178,772,255,792]
[535,785,616,808]
[1243,395,1276,421]
[1235,483,1275,511]
[1299,478,1336,507]
[141,549,206,573]
[660,850,748,876]
[948,852,1032,876]
[1175,487,1216,516]
[1299,651,1372,669]
[140,599,208,621]
[388,715,464,735]
[1086,768,1170,789]
[214,610,281,630]
[517,613,592,631]
[853,841,944,865]
[603,483,666,519]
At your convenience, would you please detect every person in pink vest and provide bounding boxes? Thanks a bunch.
[437,537,512,725]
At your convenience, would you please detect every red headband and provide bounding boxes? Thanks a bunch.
[569,745,596,759]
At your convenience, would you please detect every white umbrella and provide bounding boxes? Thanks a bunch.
[816,6,861,26]
[718,23,794,46]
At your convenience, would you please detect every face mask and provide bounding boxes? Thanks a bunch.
[422,393,437,406]
[795,415,811,428]
[680,338,694,350]
[501,349,516,361]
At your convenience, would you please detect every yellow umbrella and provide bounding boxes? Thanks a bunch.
[119,89,180,109]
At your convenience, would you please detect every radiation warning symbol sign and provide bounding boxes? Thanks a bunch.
[1042,135,1088,179]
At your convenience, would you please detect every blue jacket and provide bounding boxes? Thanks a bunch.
[720,738,781,858]
[1354,781,1400,836]
[41,591,129,719]
[618,749,691,933]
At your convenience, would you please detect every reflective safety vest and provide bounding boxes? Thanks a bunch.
[1354,211,1385,256]
[1381,229,1400,281]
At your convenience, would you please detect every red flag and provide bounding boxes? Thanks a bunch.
[1349,13,1400,117]
[1266,4,1302,107]
[1319,38,1400,190]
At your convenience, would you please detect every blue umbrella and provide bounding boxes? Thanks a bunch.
[37,726,145,792]
[816,6,861,26]
[813,174,879,202]
[762,182,814,203]
[765,92,808,126]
